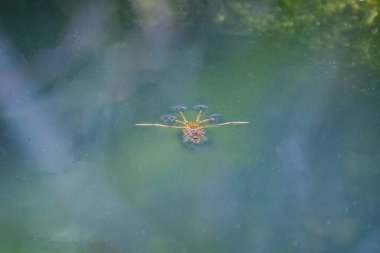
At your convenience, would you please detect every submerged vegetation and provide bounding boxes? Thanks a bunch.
[1,0,379,68]
[169,0,380,68]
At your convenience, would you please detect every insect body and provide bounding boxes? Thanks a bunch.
[135,105,249,144]
[182,120,205,144]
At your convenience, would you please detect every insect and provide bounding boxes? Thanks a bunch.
[135,105,249,144]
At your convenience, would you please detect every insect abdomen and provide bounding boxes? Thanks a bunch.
[183,126,206,144]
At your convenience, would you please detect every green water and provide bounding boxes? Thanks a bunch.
[0,1,379,252]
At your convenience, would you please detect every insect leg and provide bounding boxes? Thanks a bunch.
[160,114,186,125]
[199,113,222,123]
[193,105,208,121]
[179,111,187,122]
[135,123,184,128]
[199,118,210,124]
[175,120,186,124]
[196,110,203,121]
[203,121,249,128]
[172,105,188,122]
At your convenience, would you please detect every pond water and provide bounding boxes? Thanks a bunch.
[0,1,379,252]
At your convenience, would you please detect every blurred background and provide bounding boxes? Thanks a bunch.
[0,0,380,252]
